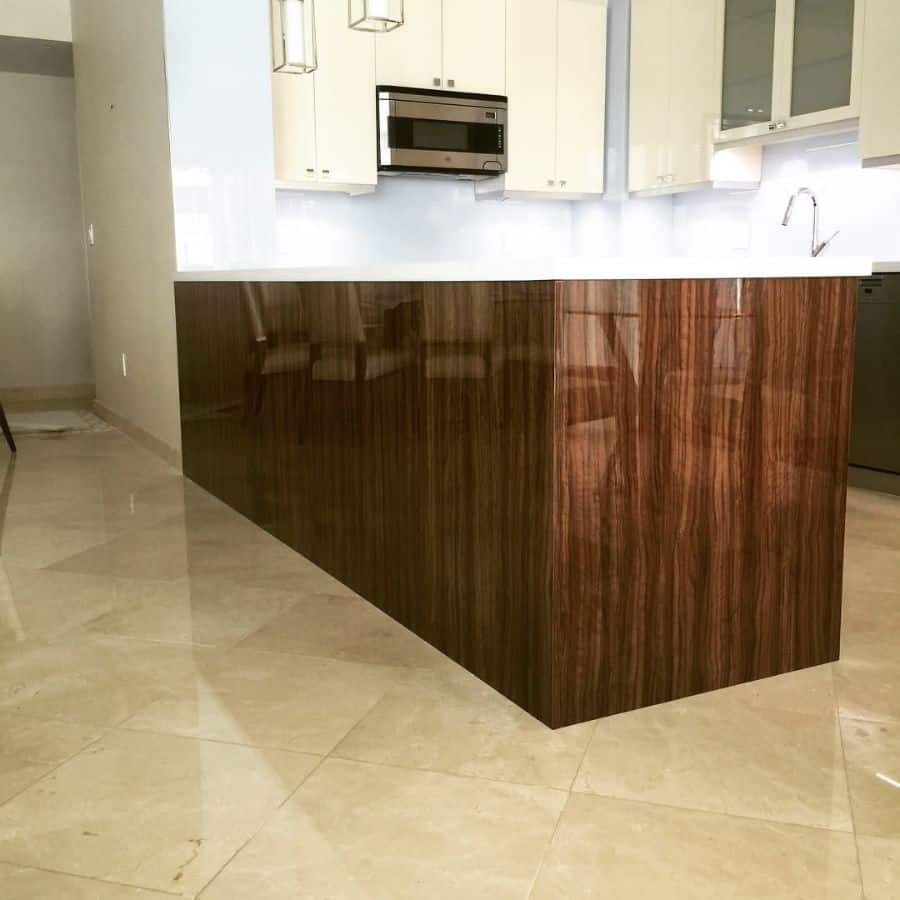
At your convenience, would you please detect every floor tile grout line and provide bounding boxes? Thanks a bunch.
[10,627,443,679]
[835,704,872,899]
[193,753,329,899]
[0,731,107,810]
[566,717,600,793]
[110,722,326,757]
[0,860,183,896]
[566,787,858,837]
[98,632,440,674]
[839,712,900,728]
[323,687,402,762]
[524,787,573,899]
[326,747,576,794]
[110,714,593,796]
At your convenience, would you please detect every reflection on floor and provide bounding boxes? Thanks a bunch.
[0,431,897,899]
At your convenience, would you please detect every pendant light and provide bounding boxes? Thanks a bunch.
[349,0,404,32]
[272,0,317,74]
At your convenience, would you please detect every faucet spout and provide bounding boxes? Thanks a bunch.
[781,195,796,227]
[782,188,836,257]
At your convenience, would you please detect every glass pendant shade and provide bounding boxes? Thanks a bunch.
[349,0,404,32]
[272,0,317,74]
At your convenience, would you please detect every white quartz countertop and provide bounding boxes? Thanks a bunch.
[175,256,873,283]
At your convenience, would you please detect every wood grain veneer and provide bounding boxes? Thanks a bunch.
[175,276,856,727]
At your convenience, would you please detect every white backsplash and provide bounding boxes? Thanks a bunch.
[274,179,575,267]
[164,0,898,273]
[670,134,900,261]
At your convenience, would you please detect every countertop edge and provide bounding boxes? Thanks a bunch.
[174,257,874,283]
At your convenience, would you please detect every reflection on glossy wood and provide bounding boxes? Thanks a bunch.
[176,280,556,720]
[175,277,856,727]
[553,278,854,725]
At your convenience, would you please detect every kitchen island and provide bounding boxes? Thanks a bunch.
[175,258,869,727]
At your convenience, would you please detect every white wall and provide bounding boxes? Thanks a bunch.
[0,0,72,41]
[0,71,92,403]
[72,0,181,458]
[164,0,278,271]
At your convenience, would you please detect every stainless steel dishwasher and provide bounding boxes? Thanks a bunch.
[849,271,900,495]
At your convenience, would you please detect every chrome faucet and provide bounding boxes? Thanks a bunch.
[781,188,840,258]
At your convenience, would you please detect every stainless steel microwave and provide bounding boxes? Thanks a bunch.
[377,87,507,179]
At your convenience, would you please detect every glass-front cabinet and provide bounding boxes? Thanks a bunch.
[717,0,864,143]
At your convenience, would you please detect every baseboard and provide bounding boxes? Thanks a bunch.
[848,465,900,497]
[0,384,95,411]
[92,401,182,471]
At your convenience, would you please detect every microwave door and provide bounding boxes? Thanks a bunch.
[378,96,506,176]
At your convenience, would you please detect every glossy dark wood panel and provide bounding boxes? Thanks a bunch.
[175,277,856,728]
[552,278,856,726]
[176,280,556,722]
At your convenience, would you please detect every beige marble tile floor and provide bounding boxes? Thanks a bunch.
[0,431,898,898]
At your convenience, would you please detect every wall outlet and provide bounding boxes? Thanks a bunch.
[88,224,95,246]
[121,353,128,377]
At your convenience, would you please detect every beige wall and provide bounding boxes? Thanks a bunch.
[0,71,92,403]
[0,0,72,41]
[71,0,181,457]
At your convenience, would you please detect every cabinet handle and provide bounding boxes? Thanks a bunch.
[447,79,456,88]
[547,179,556,187]
[321,169,331,177]
[768,120,787,131]
[433,77,442,87]
[305,168,315,175]
[776,121,787,130]
[560,180,568,188]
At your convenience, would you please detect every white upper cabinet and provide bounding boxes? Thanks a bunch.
[272,0,377,193]
[556,0,607,195]
[630,0,761,195]
[377,0,506,94]
[314,0,378,186]
[273,72,317,186]
[479,0,607,199]
[859,0,900,167]
[716,0,865,146]
[667,0,719,186]
[374,0,443,90]
[629,0,670,193]
[443,0,506,95]
[500,0,558,193]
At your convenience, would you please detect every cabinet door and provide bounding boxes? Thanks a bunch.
[376,0,443,90]
[787,0,861,127]
[314,0,377,186]
[556,0,606,194]
[504,0,558,192]
[272,72,317,185]
[443,0,506,95]
[860,0,900,165]
[668,0,716,186]
[719,0,779,138]
[629,0,671,192]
